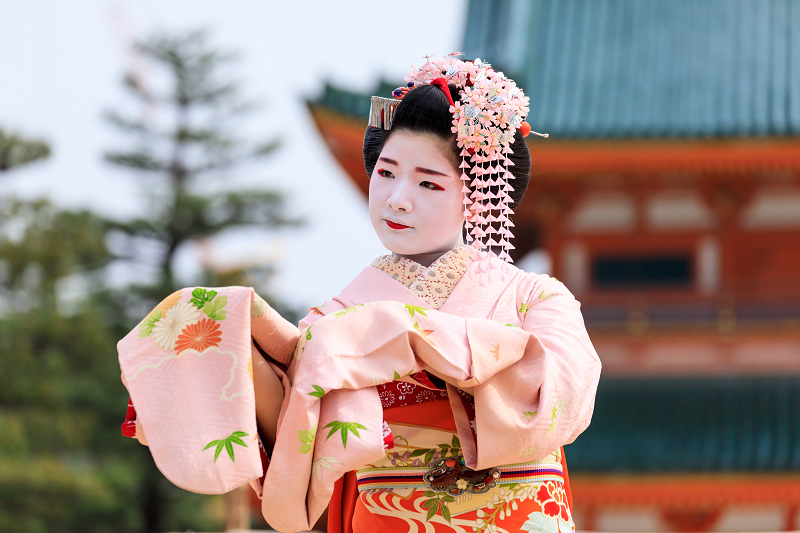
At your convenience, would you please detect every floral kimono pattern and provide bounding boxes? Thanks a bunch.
[279,247,600,533]
[119,246,601,533]
[332,248,580,532]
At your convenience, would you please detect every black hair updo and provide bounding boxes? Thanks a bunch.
[363,83,532,210]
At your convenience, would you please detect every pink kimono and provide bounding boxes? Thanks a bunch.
[119,247,601,533]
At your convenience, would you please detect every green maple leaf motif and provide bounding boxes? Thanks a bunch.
[297,424,317,454]
[138,309,162,338]
[323,421,368,450]
[519,302,530,316]
[308,385,325,398]
[203,295,228,320]
[504,323,520,328]
[393,370,401,380]
[190,288,218,309]
[202,431,248,463]
[334,307,358,318]
[405,304,429,317]
[306,325,313,341]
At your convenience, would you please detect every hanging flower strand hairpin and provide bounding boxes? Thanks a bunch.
[387,53,548,284]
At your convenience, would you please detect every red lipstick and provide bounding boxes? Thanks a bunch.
[385,220,410,230]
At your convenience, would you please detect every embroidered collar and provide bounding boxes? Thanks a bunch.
[370,246,473,310]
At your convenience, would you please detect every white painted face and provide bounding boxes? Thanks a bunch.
[369,131,465,256]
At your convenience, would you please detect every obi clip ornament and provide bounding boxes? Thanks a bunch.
[369,52,548,275]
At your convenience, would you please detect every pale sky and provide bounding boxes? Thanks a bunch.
[0,0,467,310]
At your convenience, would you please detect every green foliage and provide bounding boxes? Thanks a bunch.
[333,306,358,318]
[323,421,368,450]
[202,431,248,463]
[297,424,317,455]
[0,198,228,532]
[421,491,454,523]
[202,295,227,321]
[405,304,429,317]
[138,309,161,338]
[190,288,218,309]
[408,435,462,467]
[104,30,300,294]
[0,27,302,533]
[0,200,111,305]
[0,129,50,172]
[308,385,326,398]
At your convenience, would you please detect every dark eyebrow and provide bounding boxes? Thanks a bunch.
[414,167,449,177]
[378,157,449,177]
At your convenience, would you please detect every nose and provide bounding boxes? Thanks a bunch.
[387,178,413,212]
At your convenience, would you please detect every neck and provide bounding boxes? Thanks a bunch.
[395,244,461,268]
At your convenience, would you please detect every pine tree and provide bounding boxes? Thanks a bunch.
[105,30,298,298]
[0,129,50,171]
[0,29,298,533]
[103,29,300,532]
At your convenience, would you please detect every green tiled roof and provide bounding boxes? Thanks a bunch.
[312,81,399,121]
[565,377,800,472]
[463,0,800,139]
[313,0,800,140]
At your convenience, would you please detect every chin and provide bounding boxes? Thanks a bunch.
[376,234,417,255]
[379,236,448,256]
[380,240,416,256]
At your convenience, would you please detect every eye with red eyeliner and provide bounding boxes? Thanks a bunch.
[377,166,444,190]
[420,181,445,191]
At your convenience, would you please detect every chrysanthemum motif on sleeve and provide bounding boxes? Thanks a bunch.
[139,288,229,353]
[175,318,222,354]
[151,302,202,351]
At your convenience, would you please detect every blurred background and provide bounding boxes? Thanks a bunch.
[1,0,799,532]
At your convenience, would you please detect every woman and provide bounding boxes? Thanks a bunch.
[121,54,600,533]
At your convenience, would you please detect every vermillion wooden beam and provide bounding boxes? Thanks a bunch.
[570,474,800,507]
[309,105,371,197]
[310,104,800,183]
[528,138,800,176]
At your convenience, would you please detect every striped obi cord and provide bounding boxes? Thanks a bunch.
[356,458,564,493]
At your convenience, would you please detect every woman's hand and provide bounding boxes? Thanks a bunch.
[252,341,285,452]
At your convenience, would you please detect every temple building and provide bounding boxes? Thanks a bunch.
[307,1,800,531]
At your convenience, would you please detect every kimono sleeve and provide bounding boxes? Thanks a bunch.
[454,275,601,468]
[517,275,601,449]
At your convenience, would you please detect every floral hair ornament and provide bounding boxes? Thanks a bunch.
[375,53,548,284]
